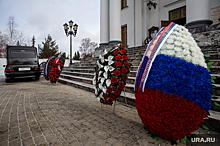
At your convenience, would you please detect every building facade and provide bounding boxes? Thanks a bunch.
[98,0,220,52]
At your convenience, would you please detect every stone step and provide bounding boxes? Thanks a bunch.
[58,77,135,100]
[209,66,220,74]
[63,68,95,73]
[59,73,135,94]
[64,66,96,70]
[71,63,97,67]
[209,59,220,66]
[60,74,93,84]
[62,71,94,78]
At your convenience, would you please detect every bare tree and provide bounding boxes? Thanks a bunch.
[79,38,98,60]
[0,31,7,49]
[5,16,25,45]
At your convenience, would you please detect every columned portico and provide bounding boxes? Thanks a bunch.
[100,0,109,47]
[95,0,109,57]
[109,0,122,46]
[185,0,213,28]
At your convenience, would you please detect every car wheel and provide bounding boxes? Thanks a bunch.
[5,79,10,83]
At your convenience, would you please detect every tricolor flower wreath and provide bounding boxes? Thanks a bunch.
[93,45,132,105]
[44,56,55,81]
[50,53,66,83]
[135,22,212,142]
[44,52,66,83]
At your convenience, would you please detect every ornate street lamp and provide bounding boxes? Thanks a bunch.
[63,20,78,65]
[147,0,157,10]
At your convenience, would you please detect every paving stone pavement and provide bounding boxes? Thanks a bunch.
[0,77,209,146]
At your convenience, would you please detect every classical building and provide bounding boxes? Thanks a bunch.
[96,0,220,55]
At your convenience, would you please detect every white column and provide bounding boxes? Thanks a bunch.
[109,0,121,44]
[100,0,109,45]
[186,0,213,28]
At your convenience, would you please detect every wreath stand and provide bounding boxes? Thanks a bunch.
[112,87,133,114]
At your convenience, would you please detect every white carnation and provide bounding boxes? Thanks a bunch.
[184,55,191,62]
[169,35,175,39]
[161,44,166,50]
[174,41,182,47]
[182,49,190,55]
[173,31,181,36]
[182,43,190,49]
[161,50,167,55]
[176,52,184,59]
[167,39,174,44]
[191,57,200,65]
[192,52,198,58]
[167,50,175,56]
[174,26,182,32]
[166,44,174,50]
[174,37,182,41]
[201,62,207,68]
[186,40,194,46]
[174,47,182,52]
[180,38,187,44]
[97,97,100,101]
[197,51,204,57]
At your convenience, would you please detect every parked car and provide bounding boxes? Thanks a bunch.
[39,61,46,75]
[3,46,41,83]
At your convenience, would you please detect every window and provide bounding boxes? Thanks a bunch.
[121,0,127,9]
[10,49,36,58]
[121,25,127,46]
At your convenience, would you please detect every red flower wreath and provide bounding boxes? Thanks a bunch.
[49,53,66,83]
[93,45,132,105]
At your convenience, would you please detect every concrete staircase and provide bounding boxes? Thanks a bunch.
[58,45,220,125]
[58,46,146,105]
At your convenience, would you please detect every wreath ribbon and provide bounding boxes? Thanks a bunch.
[45,56,54,76]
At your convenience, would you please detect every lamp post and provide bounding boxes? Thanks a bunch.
[63,20,78,65]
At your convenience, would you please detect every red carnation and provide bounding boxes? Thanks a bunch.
[118,82,125,90]
[109,94,116,101]
[124,61,130,67]
[122,75,128,81]
[121,49,126,53]
[114,56,121,61]
[115,61,122,67]
[119,46,124,49]
[121,67,128,74]
[103,93,108,99]
[114,50,120,55]
[107,87,113,93]
[114,89,121,96]
[121,55,128,60]
[113,70,121,76]
[111,77,117,84]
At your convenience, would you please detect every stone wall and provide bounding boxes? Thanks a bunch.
[189,23,220,47]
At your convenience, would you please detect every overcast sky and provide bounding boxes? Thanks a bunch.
[0,0,100,57]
